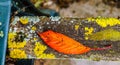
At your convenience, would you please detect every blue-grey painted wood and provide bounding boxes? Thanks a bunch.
[0,0,11,65]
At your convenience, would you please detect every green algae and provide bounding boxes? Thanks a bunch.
[88,29,120,41]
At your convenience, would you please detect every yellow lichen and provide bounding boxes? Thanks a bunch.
[87,17,120,27]
[8,32,26,48]
[8,32,16,40]
[85,37,88,40]
[34,42,47,56]
[34,42,55,58]
[37,53,55,59]
[74,24,79,30]
[33,37,38,41]
[84,27,94,40]
[20,17,29,24]
[85,27,94,35]
[10,49,27,58]
[31,26,37,31]
[8,41,26,48]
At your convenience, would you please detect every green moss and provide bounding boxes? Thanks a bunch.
[88,29,120,41]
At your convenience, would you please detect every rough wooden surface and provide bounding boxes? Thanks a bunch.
[8,16,120,61]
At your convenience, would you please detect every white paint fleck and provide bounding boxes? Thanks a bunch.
[39,26,42,29]
[27,26,30,29]
[9,28,12,32]
[29,17,40,24]
[12,17,19,25]
[30,30,35,33]
[50,16,61,21]
[13,27,18,32]
[20,30,25,33]
[0,22,2,26]
[58,21,61,24]
[24,38,30,41]
[28,55,35,58]
[70,20,74,23]
[28,34,32,37]
[51,21,55,24]
[46,22,49,25]
[0,31,4,37]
